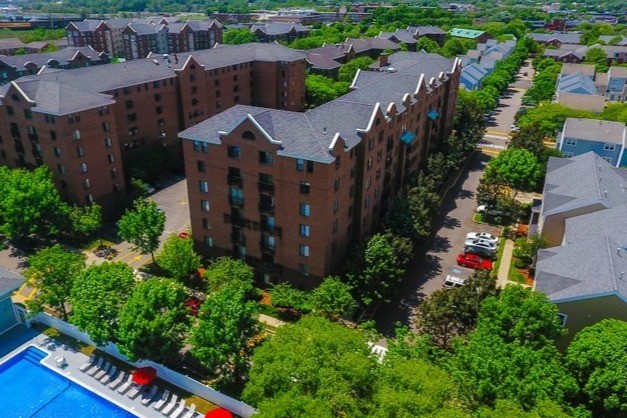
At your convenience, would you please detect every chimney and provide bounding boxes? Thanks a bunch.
[379,52,389,67]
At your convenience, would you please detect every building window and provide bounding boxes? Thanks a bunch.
[108,153,115,163]
[603,143,616,151]
[299,224,310,237]
[335,155,341,169]
[332,219,338,233]
[202,218,210,229]
[156,106,163,114]
[57,164,65,174]
[563,152,574,158]
[104,137,112,148]
[154,93,161,102]
[377,149,382,161]
[86,194,94,203]
[76,147,84,157]
[53,147,61,157]
[102,122,110,132]
[111,168,117,179]
[296,158,304,171]
[334,178,340,191]
[565,138,577,146]
[300,203,311,217]
[50,131,57,141]
[201,199,210,211]
[72,130,81,140]
[197,160,206,172]
[367,157,373,170]
[333,198,339,213]
[299,263,309,276]
[243,131,256,140]
[259,151,273,165]
[83,179,91,189]
[299,244,310,257]
[300,181,310,194]
[364,196,371,209]
[6,106,14,116]
[199,180,209,192]
[125,100,134,109]
[368,137,374,150]
[126,113,137,123]
[603,157,613,163]
[79,163,88,173]
[227,145,241,159]
[193,140,200,152]
[557,313,567,327]
[23,109,32,119]
[204,236,213,247]
[307,160,314,172]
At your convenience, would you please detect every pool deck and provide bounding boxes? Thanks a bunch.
[0,327,204,418]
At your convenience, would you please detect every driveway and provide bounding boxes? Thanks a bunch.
[375,151,500,335]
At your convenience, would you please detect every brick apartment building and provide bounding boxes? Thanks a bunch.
[0,43,306,217]
[67,18,222,60]
[179,51,461,286]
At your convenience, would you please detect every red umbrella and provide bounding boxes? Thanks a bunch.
[132,366,157,385]
[205,408,233,418]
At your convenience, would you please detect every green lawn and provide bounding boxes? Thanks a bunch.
[473,213,508,227]
[508,261,527,284]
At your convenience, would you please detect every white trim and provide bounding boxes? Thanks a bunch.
[10,81,36,104]
[247,114,282,145]
[356,102,381,134]
[551,290,627,304]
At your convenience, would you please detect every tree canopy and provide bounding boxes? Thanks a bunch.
[70,262,136,346]
[305,74,349,108]
[117,278,190,362]
[156,234,201,280]
[203,257,257,298]
[117,199,166,263]
[483,148,543,194]
[223,28,257,45]
[25,245,85,320]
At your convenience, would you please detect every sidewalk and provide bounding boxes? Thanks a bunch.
[496,239,514,288]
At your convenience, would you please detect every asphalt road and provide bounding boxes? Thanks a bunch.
[374,60,531,335]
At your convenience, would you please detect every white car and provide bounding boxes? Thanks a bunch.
[464,238,498,251]
[476,205,503,216]
[466,232,499,245]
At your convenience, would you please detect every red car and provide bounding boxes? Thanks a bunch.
[457,253,493,270]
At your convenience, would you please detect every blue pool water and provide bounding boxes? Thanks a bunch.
[0,346,137,418]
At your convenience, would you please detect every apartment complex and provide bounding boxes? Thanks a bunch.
[66,18,222,60]
[0,43,306,218]
[179,51,461,286]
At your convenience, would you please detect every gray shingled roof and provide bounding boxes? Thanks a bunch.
[69,19,101,32]
[0,267,25,297]
[528,33,582,44]
[345,37,399,53]
[251,22,308,36]
[541,152,627,217]
[304,45,346,70]
[562,118,625,144]
[0,47,105,71]
[535,204,627,302]
[408,26,446,35]
[561,63,596,76]
[126,22,160,35]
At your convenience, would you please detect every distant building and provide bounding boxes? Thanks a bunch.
[528,32,582,47]
[460,62,488,90]
[0,38,26,55]
[377,26,447,50]
[607,66,627,102]
[535,152,627,345]
[0,47,109,85]
[448,28,492,43]
[554,63,627,109]
[250,22,309,43]
[556,118,626,167]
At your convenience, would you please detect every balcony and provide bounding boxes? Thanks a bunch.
[231,232,246,245]
[223,213,250,228]
[258,181,275,194]
[252,222,282,238]
[385,157,393,168]
[227,174,243,186]
[229,196,244,208]
[258,202,274,214]
[260,240,276,254]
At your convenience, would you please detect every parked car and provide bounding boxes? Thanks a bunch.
[476,205,503,216]
[443,274,467,289]
[464,238,498,251]
[457,253,493,270]
[464,246,497,260]
[466,232,499,245]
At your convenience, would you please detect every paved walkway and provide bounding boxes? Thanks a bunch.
[258,314,285,329]
[497,239,515,288]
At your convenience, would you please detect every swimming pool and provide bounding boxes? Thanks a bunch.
[0,346,137,418]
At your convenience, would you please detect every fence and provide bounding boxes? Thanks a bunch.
[28,312,257,417]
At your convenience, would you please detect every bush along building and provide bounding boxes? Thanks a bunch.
[179,51,461,287]
[0,43,306,218]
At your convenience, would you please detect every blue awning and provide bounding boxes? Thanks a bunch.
[427,110,440,120]
[400,130,416,145]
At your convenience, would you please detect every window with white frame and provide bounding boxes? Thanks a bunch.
[557,313,567,327]
[300,203,311,217]
[72,130,81,140]
[299,224,310,237]
[299,244,310,257]
[564,138,577,146]
[201,199,210,211]
[603,143,616,151]
[199,180,209,192]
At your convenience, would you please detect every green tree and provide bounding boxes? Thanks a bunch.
[117,199,165,263]
[585,46,609,72]
[512,234,548,271]
[310,276,356,319]
[25,245,85,320]
[305,74,349,107]
[203,257,257,298]
[566,319,627,416]
[0,166,70,240]
[483,149,543,195]
[223,28,257,45]
[338,56,375,83]
[347,233,410,306]
[476,399,572,418]
[270,282,310,312]
[69,203,102,239]
[415,36,440,53]
[155,234,201,280]
[243,315,378,416]
[416,271,500,350]
[70,262,135,346]
[117,278,190,362]
[190,282,260,379]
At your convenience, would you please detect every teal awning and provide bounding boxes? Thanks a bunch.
[400,130,416,144]
[427,110,440,120]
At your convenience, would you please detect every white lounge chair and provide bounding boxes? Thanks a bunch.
[55,356,67,368]
[94,362,111,380]
[100,366,117,385]
[79,354,96,372]
[161,395,179,415]
[141,385,159,405]
[127,384,144,400]
[109,371,126,389]
[182,403,196,418]
[87,357,104,376]
[152,390,170,410]
[169,400,187,418]
[117,377,133,394]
